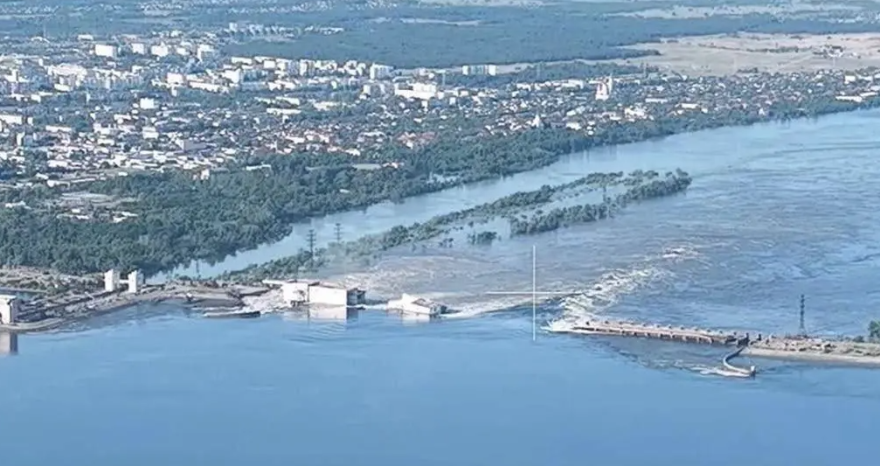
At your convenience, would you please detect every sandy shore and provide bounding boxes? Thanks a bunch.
[743,347,880,367]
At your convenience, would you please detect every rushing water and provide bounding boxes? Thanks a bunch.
[4,110,880,465]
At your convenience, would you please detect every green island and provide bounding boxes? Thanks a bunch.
[510,169,691,235]
[221,169,691,282]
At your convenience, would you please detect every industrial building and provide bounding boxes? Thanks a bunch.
[387,294,447,318]
[103,269,142,293]
[127,271,143,294]
[104,269,120,292]
[0,294,21,325]
[268,280,366,307]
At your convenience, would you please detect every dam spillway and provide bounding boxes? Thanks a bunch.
[563,319,741,346]
[550,318,880,374]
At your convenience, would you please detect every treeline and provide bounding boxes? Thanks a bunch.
[225,7,880,68]
[222,170,663,282]
[509,170,692,236]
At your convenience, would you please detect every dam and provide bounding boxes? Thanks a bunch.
[550,317,880,375]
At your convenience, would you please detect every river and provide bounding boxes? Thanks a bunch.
[159,112,835,280]
[3,110,880,465]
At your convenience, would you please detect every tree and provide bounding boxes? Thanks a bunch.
[868,321,880,341]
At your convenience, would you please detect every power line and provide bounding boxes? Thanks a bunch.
[532,244,537,342]
[799,294,806,337]
[307,229,316,270]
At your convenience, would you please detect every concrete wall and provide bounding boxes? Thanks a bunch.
[0,296,19,325]
[308,285,349,306]
[281,282,310,304]
[104,269,119,292]
[0,332,17,355]
[127,271,142,294]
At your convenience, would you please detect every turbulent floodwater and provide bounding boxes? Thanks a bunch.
[246,110,880,340]
[4,111,880,465]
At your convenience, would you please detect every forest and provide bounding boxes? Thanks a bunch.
[220,2,880,68]
[509,169,691,235]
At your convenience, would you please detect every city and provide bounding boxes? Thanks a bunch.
[2,0,880,463]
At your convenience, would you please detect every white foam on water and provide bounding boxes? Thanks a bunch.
[240,244,703,320]
[693,365,755,379]
[548,244,702,331]
[242,289,289,314]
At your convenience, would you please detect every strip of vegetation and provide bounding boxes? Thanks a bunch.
[221,169,686,282]
[510,169,691,235]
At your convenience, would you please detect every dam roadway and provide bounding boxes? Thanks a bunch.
[551,318,880,375]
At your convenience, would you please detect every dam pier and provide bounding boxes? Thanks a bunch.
[551,317,880,375]
[0,277,272,333]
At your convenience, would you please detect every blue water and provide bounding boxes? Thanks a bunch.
[2,311,880,465]
[6,110,880,465]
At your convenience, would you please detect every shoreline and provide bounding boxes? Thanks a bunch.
[743,347,880,367]
[155,91,880,280]
[199,103,880,281]
[3,282,268,334]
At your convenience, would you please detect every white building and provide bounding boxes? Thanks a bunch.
[150,44,171,58]
[394,82,439,101]
[131,43,147,55]
[127,271,143,294]
[595,76,613,101]
[387,294,447,317]
[196,44,216,62]
[94,44,118,59]
[369,64,394,80]
[278,281,365,307]
[0,295,20,325]
[0,114,24,126]
[139,97,157,110]
[104,269,120,292]
[462,64,497,76]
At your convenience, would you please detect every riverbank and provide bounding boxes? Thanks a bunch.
[5,282,272,333]
[745,339,880,366]
[7,69,880,281]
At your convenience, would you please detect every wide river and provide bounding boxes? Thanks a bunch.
[4,110,880,465]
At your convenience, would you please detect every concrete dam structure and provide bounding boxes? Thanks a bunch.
[551,317,880,375]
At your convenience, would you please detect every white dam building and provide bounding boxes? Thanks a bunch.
[264,280,366,307]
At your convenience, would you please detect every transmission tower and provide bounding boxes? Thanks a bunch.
[307,229,316,270]
[334,222,342,244]
[798,294,806,337]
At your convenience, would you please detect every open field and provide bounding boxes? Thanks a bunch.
[615,32,880,75]
[611,2,862,19]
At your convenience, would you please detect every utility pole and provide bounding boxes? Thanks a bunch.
[798,294,806,337]
[307,229,316,270]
